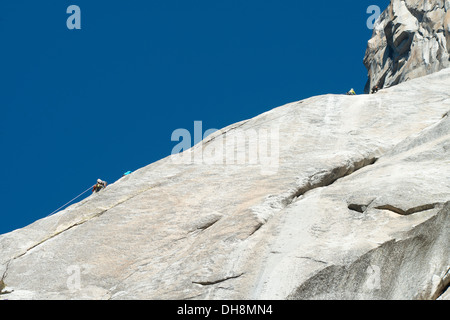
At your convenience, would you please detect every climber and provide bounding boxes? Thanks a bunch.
[93,179,107,193]
[371,85,380,94]
[347,88,356,96]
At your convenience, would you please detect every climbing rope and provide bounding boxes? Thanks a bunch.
[46,185,95,217]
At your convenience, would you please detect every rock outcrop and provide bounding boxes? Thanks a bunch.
[1,67,449,300]
[364,0,450,93]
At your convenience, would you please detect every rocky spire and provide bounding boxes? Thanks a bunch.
[364,0,450,93]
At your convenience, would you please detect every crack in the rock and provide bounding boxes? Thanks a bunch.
[199,120,251,147]
[192,217,222,233]
[375,203,440,216]
[434,267,450,300]
[286,157,379,206]
[8,183,159,263]
[187,217,223,237]
[248,222,264,237]
[296,256,328,265]
[198,220,220,231]
[11,209,109,261]
[192,273,244,286]
[250,156,379,239]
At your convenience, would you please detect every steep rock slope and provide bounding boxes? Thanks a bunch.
[364,0,450,92]
[1,68,449,300]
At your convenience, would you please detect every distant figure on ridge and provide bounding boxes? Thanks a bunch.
[347,88,356,96]
[93,179,107,193]
[371,85,380,94]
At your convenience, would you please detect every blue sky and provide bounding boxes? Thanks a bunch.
[0,0,390,234]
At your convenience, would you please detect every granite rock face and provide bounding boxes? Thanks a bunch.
[1,68,449,300]
[364,0,450,93]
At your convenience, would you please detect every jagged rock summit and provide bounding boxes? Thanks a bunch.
[364,0,450,92]
[1,2,449,300]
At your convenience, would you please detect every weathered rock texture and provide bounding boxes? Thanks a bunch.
[1,68,449,300]
[364,0,450,93]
